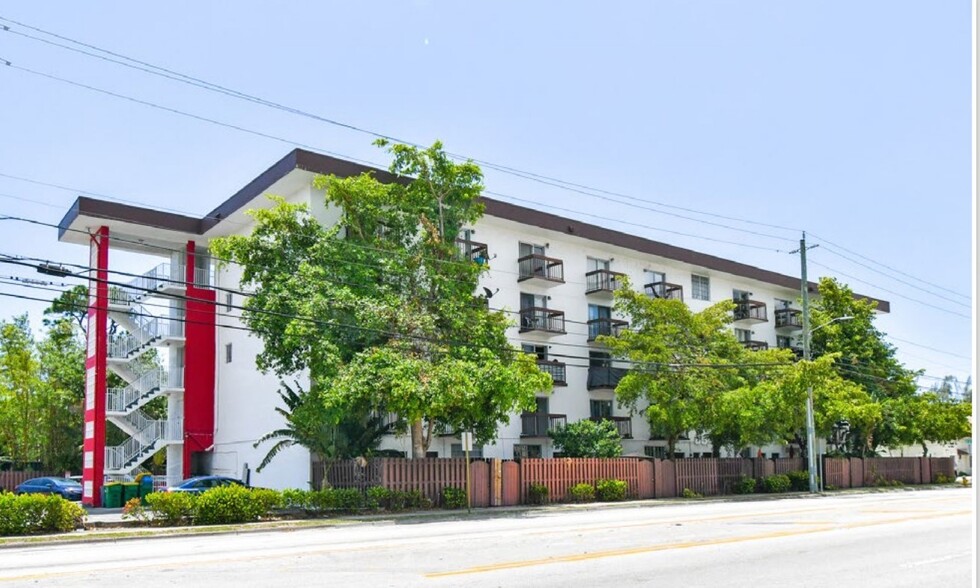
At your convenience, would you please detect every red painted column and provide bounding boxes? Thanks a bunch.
[82,226,109,506]
[182,241,216,478]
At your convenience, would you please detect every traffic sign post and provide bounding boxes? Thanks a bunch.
[461,431,473,513]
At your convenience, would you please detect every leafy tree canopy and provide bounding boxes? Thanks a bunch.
[212,141,551,458]
[548,419,623,458]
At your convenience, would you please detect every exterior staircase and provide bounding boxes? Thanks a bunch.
[102,262,188,480]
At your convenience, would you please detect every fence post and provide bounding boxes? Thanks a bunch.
[491,459,502,506]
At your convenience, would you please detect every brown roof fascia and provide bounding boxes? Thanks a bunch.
[56,148,890,313]
[58,196,203,239]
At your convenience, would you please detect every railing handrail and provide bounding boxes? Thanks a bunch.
[521,306,564,317]
[517,253,563,265]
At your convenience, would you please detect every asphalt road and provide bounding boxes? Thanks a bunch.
[0,489,972,587]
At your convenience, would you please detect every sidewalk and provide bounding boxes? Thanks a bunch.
[2,483,967,549]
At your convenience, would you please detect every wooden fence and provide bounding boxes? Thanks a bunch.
[0,471,55,492]
[314,456,956,507]
[823,456,957,489]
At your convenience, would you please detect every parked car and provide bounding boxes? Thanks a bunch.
[167,476,247,494]
[14,477,83,501]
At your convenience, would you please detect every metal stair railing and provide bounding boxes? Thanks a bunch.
[106,366,184,413]
[108,305,184,359]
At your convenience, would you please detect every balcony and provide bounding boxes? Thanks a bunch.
[741,340,769,351]
[590,416,633,439]
[587,366,626,390]
[537,360,567,386]
[518,254,564,284]
[519,308,566,335]
[733,299,768,323]
[455,238,489,265]
[585,269,626,296]
[587,317,628,342]
[774,308,803,330]
[521,412,567,437]
[645,281,684,301]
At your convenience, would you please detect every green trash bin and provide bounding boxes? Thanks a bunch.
[103,483,123,508]
[122,483,140,504]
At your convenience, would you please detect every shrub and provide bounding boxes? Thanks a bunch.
[281,488,313,511]
[365,486,389,511]
[934,473,952,484]
[528,483,549,505]
[144,491,196,526]
[442,486,467,509]
[595,479,627,502]
[251,488,284,513]
[548,419,624,457]
[0,493,86,536]
[122,497,151,524]
[568,483,595,503]
[762,474,791,494]
[194,485,270,525]
[732,476,757,495]
[332,488,366,513]
[681,488,702,499]
[786,470,810,492]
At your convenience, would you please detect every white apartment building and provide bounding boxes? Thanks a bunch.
[57,149,890,501]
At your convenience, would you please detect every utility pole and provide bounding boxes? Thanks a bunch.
[794,232,819,494]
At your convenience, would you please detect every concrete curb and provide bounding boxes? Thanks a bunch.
[0,483,968,549]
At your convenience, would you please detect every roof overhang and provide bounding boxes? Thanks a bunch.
[56,148,891,313]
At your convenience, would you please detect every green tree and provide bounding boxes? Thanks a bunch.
[0,315,42,467]
[548,419,623,458]
[810,278,923,454]
[213,141,550,458]
[600,282,749,457]
[253,382,393,471]
[35,319,85,472]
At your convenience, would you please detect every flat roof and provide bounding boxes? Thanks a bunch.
[58,148,890,312]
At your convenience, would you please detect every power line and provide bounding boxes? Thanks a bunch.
[808,232,970,301]
[884,335,972,362]
[0,15,805,238]
[808,259,970,319]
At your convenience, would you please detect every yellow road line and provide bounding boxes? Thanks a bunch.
[425,509,972,578]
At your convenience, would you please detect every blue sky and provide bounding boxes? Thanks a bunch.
[0,2,972,389]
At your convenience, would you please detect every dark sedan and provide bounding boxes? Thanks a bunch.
[15,477,84,501]
[167,476,247,494]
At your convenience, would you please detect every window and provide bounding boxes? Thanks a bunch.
[519,242,546,257]
[735,328,752,343]
[590,399,613,419]
[426,451,439,458]
[588,304,612,321]
[645,270,666,284]
[451,444,484,458]
[692,274,710,300]
[589,351,611,368]
[225,292,233,312]
[225,343,233,363]
[644,446,667,459]
[522,344,547,359]
[513,444,542,459]
[775,298,792,309]
[776,335,792,349]
[733,289,751,301]
[520,292,547,310]
[587,257,610,272]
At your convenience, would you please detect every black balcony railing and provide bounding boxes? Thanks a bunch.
[741,340,769,351]
[519,307,566,334]
[774,308,803,330]
[455,238,489,264]
[733,299,768,323]
[645,281,684,301]
[517,254,564,283]
[587,317,628,341]
[590,416,633,439]
[585,269,626,295]
[537,360,567,386]
[521,412,567,437]
[587,366,626,390]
